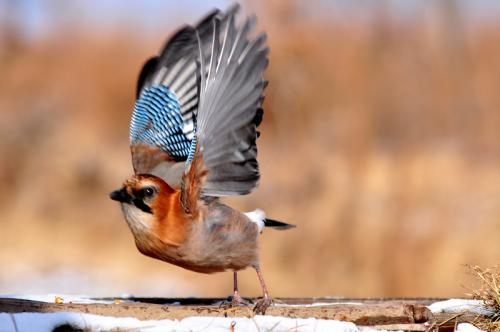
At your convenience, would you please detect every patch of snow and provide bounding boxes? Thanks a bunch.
[358,328,403,332]
[0,312,360,332]
[0,312,176,332]
[0,294,118,304]
[456,322,486,332]
[185,316,359,332]
[1,294,183,305]
[428,299,493,316]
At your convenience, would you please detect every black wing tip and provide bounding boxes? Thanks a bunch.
[225,3,241,18]
[136,57,159,98]
[195,3,240,34]
[196,9,221,27]
[253,107,264,127]
[136,25,199,97]
[158,26,197,59]
[264,218,296,230]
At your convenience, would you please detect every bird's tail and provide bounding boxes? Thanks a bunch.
[264,218,296,230]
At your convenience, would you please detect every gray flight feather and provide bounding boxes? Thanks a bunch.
[194,9,269,197]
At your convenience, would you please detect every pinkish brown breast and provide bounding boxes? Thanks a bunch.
[142,201,260,274]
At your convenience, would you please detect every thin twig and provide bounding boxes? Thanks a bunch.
[437,312,465,327]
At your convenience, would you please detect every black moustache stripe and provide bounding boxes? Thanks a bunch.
[132,198,152,214]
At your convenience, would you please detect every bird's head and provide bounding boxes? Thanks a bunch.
[110,174,175,234]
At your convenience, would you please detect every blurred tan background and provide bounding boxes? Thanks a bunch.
[0,0,499,299]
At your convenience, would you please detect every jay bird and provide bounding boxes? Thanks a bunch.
[110,4,294,314]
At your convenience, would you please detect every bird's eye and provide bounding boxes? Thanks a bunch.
[142,187,155,197]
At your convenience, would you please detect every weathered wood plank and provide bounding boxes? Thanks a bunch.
[0,298,433,326]
[96,296,444,306]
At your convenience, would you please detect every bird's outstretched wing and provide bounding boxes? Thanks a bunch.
[182,7,268,211]
[129,5,240,188]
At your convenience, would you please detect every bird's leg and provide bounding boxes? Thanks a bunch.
[253,265,272,314]
[231,271,247,305]
[222,271,250,308]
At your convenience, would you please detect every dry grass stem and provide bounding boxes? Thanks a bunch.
[467,265,500,332]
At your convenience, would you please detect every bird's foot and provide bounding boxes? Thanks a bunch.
[221,294,251,309]
[253,297,273,315]
[230,293,252,307]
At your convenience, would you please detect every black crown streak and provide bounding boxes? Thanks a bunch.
[109,188,153,214]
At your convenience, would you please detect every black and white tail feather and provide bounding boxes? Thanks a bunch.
[245,209,296,233]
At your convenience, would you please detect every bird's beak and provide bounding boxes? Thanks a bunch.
[109,188,131,203]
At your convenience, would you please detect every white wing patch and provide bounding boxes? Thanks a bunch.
[245,209,265,233]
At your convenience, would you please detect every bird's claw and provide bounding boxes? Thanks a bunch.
[253,297,272,315]
[221,294,251,309]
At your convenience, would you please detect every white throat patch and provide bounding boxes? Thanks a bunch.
[121,203,154,235]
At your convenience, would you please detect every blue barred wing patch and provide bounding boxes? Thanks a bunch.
[130,85,194,159]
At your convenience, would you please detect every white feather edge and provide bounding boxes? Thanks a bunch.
[245,208,265,233]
